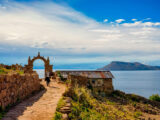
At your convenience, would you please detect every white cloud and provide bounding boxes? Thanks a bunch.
[122,21,142,27]
[131,19,137,21]
[154,22,160,26]
[122,21,160,27]
[0,1,100,51]
[0,1,160,63]
[103,19,108,22]
[143,18,151,21]
[115,19,125,23]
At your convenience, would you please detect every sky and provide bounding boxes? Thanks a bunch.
[0,0,160,68]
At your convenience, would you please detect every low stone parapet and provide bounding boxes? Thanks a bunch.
[0,73,41,109]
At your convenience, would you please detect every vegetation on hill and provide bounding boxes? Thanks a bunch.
[149,94,160,102]
[0,105,11,120]
[0,64,24,75]
[54,85,160,120]
[0,109,4,120]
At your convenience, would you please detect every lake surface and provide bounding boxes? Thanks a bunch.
[112,71,160,98]
[35,69,160,98]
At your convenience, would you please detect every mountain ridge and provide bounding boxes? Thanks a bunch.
[98,61,160,71]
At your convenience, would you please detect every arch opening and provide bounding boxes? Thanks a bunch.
[24,52,53,78]
[33,59,45,78]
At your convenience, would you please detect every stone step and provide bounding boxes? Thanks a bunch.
[65,99,72,103]
[65,103,71,107]
[60,108,71,110]
[60,108,71,111]
[60,106,71,109]
[62,114,68,120]
[59,109,71,114]
[64,97,72,102]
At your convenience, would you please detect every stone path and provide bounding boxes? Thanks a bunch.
[3,81,66,120]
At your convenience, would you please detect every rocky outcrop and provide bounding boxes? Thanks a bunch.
[0,73,41,109]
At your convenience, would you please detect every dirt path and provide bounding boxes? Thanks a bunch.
[3,81,66,120]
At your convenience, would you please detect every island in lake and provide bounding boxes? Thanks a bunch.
[98,61,160,71]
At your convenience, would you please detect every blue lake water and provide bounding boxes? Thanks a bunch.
[35,69,160,98]
[112,71,160,98]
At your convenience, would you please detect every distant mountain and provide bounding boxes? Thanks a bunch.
[98,61,160,71]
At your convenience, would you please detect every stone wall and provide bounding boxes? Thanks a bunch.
[90,78,114,94]
[68,75,88,87]
[0,73,41,109]
[68,75,114,94]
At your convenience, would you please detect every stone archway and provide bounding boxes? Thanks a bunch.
[24,52,53,78]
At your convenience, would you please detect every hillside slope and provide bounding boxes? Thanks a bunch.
[54,86,160,120]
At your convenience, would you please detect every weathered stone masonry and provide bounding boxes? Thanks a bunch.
[0,73,41,109]
[24,52,53,78]
[56,71,114,94]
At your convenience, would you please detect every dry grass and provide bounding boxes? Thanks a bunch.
[54,85,160,120]
[0,67,24,75]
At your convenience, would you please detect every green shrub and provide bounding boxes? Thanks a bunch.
[149,94,160,102]
[131,102,137,107]
[69,101,107,120]
[129,94,140,102]
[68,101,81,119]
[0,67,24,75]
[56,71,65,81]
[0,113,3,120]
[0,69,7,74]
[0,107,5,120]
[56,97,66,111]
[17,70,24,75]
[67,86,110,120]
[53,112,62,120]
[56,71,62,78]
[65,79,71,86]
[106,100,116,105]
[79,108,105,120]
[134,111,142,118]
